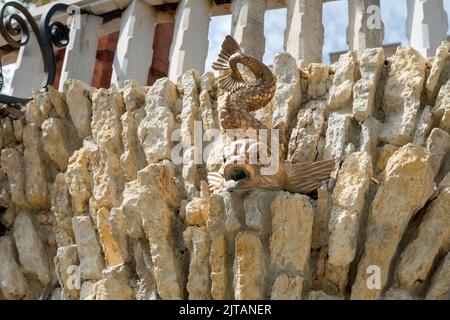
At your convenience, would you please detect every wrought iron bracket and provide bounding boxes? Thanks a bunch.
[0,1,84,106]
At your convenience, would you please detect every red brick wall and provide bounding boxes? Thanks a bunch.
[50,21,174,89]
[148,22,174,85]
[92,32,119,88]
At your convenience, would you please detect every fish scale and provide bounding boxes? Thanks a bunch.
[213,36,277,131]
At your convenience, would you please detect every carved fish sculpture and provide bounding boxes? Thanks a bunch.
[207,139,336,194]
[212,35,276,131]
[208,36,336,194]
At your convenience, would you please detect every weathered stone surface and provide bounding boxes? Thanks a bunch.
[136,162,182,300]
[66,147,91,214]
[72,216,105,281]
[272,52,301,128]
[270,192,313,278]
[96,207,128,267]
[288,100,325,163]
[1,148,30,209]
[1,117,15,147]
[0,236,28,300]
[120,108,145,182]
[328,51,356,111]
[88,142,122,210]
[383,287,414,300]
[133,239,157,300]
[440,171,450,191]
[199,72,219,131]
[380,47,426,145]
[23,124,50,209]
[64,80,92,139]
[307,290,343,300]
[184,226,210,300]
[425,253,450,300]
[5,46,450,302]
[51,173,74,247]
[360,116,380,157]
[353,48,384,121]
[271,274,303,300]
[94,279,132,300]
[79,281,96,300]
[91,88,125,154]
[426,128,450,176]
[179,69,201,148]
[122,80,145,112]
[50,288,63,300]
[426,41,449,98]
[54,245,79,300]
[307,63,330,99]
[95,265,133,300]
[376,144,398,172]
[13,212,51,285]
[182,146,200,198]
[138,78,176,163]
[325,152,372,294]
[109,207,129,262]
[120,179,146,239]
[185,196,208,226]
[351,144,434,299]
[413,106,433,146]
[28,91,52,127]
[434,78,450,134]
[311,185,332,249]
[47,86,69,119]
[209,234,229,300]
[41,118,70,171]
[12,119,24,143]
[323,112,352,160]
[397,188,450,293]
[234,231,265,300]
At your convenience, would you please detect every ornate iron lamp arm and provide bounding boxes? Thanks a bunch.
[0,1,72,106]
[38,2,70,88]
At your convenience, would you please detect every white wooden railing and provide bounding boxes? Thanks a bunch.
[1,0,449,97]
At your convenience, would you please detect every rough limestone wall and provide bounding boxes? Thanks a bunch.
[0,44,450,300]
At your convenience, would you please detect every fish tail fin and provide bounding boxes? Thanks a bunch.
[285,159,336,194]
[212,35,241,71]
[213,36,245,91]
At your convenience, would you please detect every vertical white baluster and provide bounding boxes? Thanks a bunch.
[406,0,448,57]
[168,0,211,82]
[9,33,44,98]
[284,0,324,68]
[111,0,157,88]
[347,0,384,54]
[230,0,266,60]
[59,14,103,91]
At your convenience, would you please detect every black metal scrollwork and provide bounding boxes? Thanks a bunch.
[0,1,71,106]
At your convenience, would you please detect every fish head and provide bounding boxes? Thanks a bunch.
[208,156,263,192]
[207,137,284,192]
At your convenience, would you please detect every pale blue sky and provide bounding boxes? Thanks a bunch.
[205,0,450,70]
